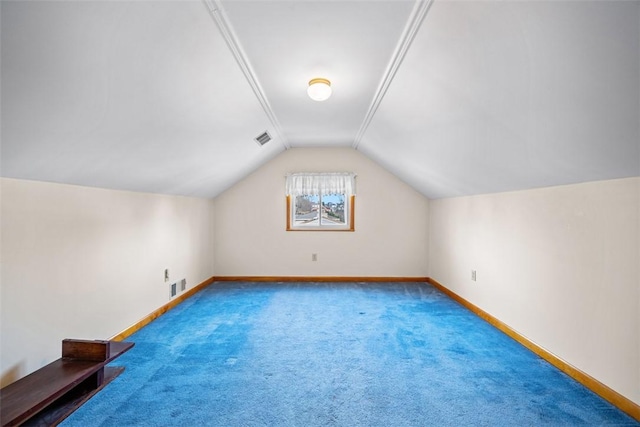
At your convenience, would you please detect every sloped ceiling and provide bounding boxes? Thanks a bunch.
[360,1,640,198]
[1,0,638,199]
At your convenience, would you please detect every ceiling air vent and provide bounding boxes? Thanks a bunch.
[255,131,271,146]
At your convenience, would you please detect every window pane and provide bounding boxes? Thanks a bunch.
[294,194,319,226]
[321,194,346,226]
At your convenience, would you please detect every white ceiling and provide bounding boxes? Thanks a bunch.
[1,0,638,199]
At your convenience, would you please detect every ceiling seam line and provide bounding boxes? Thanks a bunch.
[352,0,434,150]
[203,0,290,149]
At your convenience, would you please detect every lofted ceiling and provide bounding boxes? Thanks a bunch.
[1,0,638,199]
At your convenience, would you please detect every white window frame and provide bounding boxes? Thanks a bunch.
[285,172,356,232]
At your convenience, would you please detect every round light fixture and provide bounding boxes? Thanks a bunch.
[307,78,332,101]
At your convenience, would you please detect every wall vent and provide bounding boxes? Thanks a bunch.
[170,283,177,298]
[180,278,187,291]
[255,131,271,146]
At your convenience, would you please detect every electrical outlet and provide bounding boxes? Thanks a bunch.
[180,278,186,291]
[312,253,318,262]
[164,269,169,282]
[471,270,477,281]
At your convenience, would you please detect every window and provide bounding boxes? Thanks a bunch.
[286,172,356,231]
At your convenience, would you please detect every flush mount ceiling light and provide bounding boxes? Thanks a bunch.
[307,78,332,101]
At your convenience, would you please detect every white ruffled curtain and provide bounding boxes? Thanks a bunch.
[285,172,356,196]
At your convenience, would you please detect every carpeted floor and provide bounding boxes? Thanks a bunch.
[61,282,639,426]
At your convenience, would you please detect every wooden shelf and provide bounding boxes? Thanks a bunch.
[1,340,134,427]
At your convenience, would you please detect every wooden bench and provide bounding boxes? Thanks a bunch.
[1,339,134,426]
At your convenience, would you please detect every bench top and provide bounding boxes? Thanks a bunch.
[1,341,133,426]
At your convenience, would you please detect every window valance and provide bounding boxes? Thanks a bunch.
[285,172,356,196]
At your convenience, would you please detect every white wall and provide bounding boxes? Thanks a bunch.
[429,177,640,405]
[214,147,429,277]
[0,178,215,386]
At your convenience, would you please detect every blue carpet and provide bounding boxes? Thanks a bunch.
[61,282,639,426]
